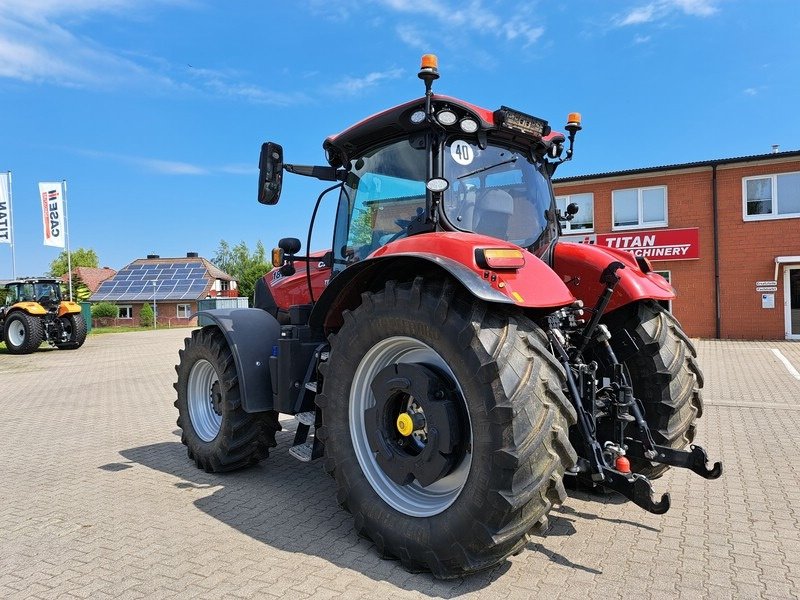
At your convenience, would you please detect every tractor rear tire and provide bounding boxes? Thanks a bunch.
[56,314,87,350]
[603,300,704,479]
[316,278,577,578]
[174,327,281,472]
[3,312,44,355]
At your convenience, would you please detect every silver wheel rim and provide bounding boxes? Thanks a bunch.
[187,359,222,442]
[8,319,26,347]
[350,336,472,517]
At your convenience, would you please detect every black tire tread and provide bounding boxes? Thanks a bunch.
[605,300,704,478]
[56,313,88,349]
[174,327,281,473]
[318,278,577,578]
[3,311,44,354]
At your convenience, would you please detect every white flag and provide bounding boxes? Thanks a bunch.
[0,172,11,245]
[38,181,65,248]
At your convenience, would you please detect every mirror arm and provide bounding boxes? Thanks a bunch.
[284,164,347,181]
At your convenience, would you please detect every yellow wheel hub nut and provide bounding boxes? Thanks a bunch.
[396,413,414,437]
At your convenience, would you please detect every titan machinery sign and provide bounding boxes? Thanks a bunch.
[562,227,700,261]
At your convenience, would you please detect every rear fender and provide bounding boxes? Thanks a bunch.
[58,302,82,317]
[552,241,675,313]
[310,232,574,331]
[196,308,281,413]
[10,302,47,316]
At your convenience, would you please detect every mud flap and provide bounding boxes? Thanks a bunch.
[195,308,280,413]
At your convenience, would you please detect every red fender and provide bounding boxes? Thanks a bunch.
[372,232,575,309]
[552,241,674,313]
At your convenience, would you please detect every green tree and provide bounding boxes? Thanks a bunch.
[49,248,99,277]
[66,272,92,302]
[212,240,272,305]
[91,302,119,318]
[139,302,154,327]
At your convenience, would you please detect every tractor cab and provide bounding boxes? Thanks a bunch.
[4,279,62,312]
[259,54,582,278]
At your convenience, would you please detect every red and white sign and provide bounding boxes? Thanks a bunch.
[38,182,65,248]
[562,227,699,261]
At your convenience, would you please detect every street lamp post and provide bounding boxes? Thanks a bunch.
[151,280,157,330]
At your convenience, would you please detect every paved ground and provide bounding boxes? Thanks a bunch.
[1,329,799,599]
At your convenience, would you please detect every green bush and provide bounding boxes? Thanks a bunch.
[91,302,119,318]
[139,302,154,327]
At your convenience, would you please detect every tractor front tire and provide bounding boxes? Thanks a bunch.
[604,300,704,479]
[317,278,577,578]
[55,313,87,350]
[3,312,44,355]
[174,327,281,472]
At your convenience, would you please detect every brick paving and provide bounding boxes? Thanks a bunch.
[1,329,799,599]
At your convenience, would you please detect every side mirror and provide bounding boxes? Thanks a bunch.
[279,238,301,254]
[258,142,284,205]
[278,238,301,276]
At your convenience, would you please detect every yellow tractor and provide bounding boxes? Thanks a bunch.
[0,278,87,354]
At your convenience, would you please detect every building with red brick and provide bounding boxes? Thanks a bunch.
[91,252,239,326]
[553,150,800,340]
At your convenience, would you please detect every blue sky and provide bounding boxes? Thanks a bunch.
[1,0,798,278]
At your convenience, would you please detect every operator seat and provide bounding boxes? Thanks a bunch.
[473,189,514,240]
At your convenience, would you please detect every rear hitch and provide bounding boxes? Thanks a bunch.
[599,468,671,514]
[626,440,723,480]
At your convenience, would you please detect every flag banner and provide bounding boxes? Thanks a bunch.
[0,173,11,245]
[38,181,66,248]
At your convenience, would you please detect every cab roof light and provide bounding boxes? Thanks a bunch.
[418,54,440,81]
[566,112,582,134]
[493,106,550,139]
[475,248,526,270]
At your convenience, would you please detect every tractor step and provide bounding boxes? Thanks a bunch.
[304,381,318,393]
[288,439,314,462]
[295,411,315,426]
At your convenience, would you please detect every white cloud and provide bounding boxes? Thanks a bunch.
[0,1,301,105]
[672,0,718,17]
[616,0,719,26]
[396,25,429,51]
[331,68,405,95]
[633,34,652,44]
[323,0,547,50]
[186,66,309,106]
[70,147,258,176]
[743,88,758,96]
[619,4,658,26]
[0,1,179,89]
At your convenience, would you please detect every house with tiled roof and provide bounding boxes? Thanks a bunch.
[61,266,117,295]
[91,252,239,326]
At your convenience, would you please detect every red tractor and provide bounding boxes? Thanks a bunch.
[174,55,720,578]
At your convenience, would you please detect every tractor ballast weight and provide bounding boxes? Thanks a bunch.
[174,54,720,578]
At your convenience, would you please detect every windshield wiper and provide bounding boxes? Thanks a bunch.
[457,157,517,179]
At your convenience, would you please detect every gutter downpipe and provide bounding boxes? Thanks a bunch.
[712,163,721,338]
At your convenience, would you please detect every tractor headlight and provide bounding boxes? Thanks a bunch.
[459,118,478,133]
[436,109,457,126]
[410,110,426,124]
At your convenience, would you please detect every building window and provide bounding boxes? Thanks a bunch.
[556,193,594,232]
[177,304,192,319]
[118,305,132,319]
[612,186,667,230]
[655,271,671,313]
[743,172,800,220]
